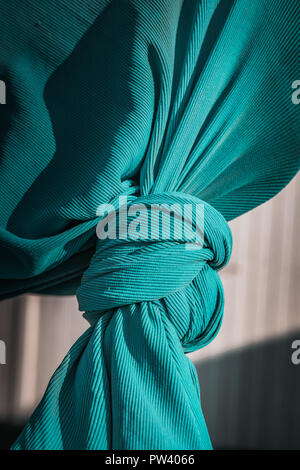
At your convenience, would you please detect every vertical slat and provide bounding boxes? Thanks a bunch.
[12,296,40,421]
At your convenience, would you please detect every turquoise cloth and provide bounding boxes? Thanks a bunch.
[0,0,298,449]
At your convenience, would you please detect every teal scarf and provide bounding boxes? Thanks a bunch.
[0,0,299,449]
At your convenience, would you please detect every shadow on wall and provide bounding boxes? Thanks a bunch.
[0,423,23,450]
[196,330,300,450]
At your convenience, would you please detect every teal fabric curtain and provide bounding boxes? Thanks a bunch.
[0,0,299,449]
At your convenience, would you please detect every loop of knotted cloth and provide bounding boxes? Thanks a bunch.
[77,192,232,352]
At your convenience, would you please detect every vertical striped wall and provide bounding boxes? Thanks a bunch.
[191,172,300,362]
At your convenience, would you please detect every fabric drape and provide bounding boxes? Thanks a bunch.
[0,0,298,449]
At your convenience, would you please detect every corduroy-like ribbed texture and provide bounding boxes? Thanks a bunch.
[0,0,298,449]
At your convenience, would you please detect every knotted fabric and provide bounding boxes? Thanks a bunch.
[0,0,298,449]
[78,193,231,321]
[14,193,232,449]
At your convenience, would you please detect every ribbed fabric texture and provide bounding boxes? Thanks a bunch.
[0,0,298,449]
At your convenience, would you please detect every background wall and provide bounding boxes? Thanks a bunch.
[0,174,299,449]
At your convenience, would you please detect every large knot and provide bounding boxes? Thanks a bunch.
[77,192,232,351]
